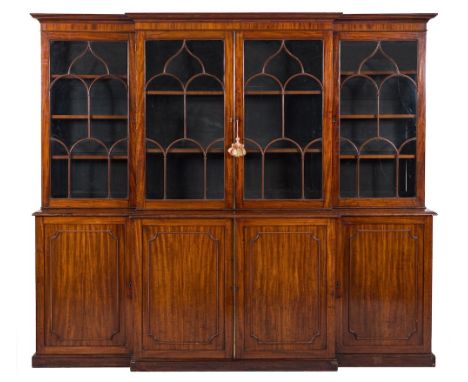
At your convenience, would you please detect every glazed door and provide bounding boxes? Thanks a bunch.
[139,31,233,209]
[235,32,333,209]
[36,217,130,355]
[337,33,425,207]
[236,219,335,359]
[135,219,232,359]
[337,217,432,353]
[46,34,131,208]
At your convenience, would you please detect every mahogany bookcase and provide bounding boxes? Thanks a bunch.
[31,12,437,371]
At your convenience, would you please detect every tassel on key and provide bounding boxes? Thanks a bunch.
[228,118,246,158]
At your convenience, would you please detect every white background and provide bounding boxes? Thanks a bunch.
[0,0,465,381]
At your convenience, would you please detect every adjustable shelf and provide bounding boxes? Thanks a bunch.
[146,148,322,154]
[340,114,416,119]
[52,155,128,160]
[340,154,416,160]
[51,115,128,120]
[244,90,322,95]
[51,74,127,80]
[147,148,223,154]
[146,90,224,95]
[341,70,417,76]
[253,148,322,154]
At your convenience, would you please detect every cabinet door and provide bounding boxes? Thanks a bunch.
[46,36,130,208]
[36,217,129,354]
[140,32,233,209]
[236,219,334,359]
[135,219,232,359]
[337,34,425,207]
[337,217,432,353]
[236,32,333,209]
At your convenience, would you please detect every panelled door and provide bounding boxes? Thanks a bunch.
[236,219,335,359]
[337,217,432,353]
[134,219,233,359]
[235,32,333,209]
[37,217,130,355]
[138,31,233,209]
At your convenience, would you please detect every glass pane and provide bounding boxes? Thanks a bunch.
[244,140,262,199]
[49,41,128,199]
[50,140,68,198]
[340,159,357,198]
[51,120,87,148]
[341,77,377,115]
[187,95,224,147]
[90,79,127,115]
[264,141,302,199]
[359,160,396,198]
[146,140,164,199]
[146,95,184,147]
[50,78,88,115]
[398,139,416,197]
[285,93,322,146]
[206,140,225,199]
[51,160,68,198]
[380,77,416,115]
[145,39,225,200]
[244,39,323,200]
[71,160,108,198]
[69,140,107,198]
[110,140,128,198]
[304,140,322,199]
[91,120,127,148]
[245,94,282,147]
[399,159,416,197]
[340,40,417,199]
[166,142,204,199]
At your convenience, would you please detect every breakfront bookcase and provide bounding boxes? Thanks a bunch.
[31,13,437,371]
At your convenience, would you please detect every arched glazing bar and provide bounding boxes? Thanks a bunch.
[145,39,225,200]
[339,39,418,199]
[243,39,324,199]
[49,40,128,199]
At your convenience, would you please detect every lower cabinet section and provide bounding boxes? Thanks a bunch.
[33,213,434,370]
[134,219,232,359]
[336,216,434,365]
[33,217,131,366]
[236,219,335,359]
[130,218,336,370]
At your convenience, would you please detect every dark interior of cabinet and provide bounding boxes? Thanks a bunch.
[339,40,417,198]
[243,39,323,200]
[49,41,128,199]
[47,37,421,203]
[145,40,225,200]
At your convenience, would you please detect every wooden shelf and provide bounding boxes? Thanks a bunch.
[341,70,416,76]
[340,114,415,120]
[52,155,128,160]
[146,90,224,96]
[263,148,322,154]
[147,148,322,154]
[51,115,128,120]
[147,148,221,154]
[245,90,321,95]
[51,74,127,80]
[340,154,415,160]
